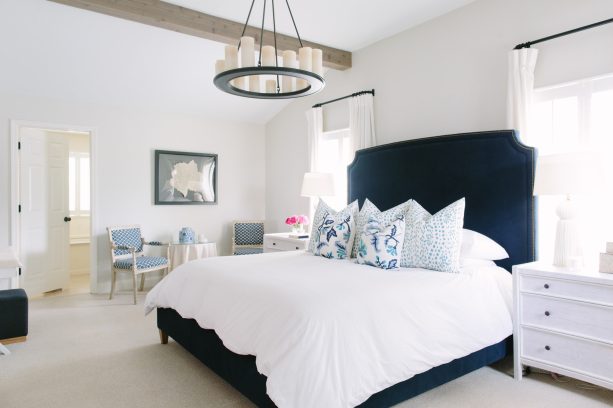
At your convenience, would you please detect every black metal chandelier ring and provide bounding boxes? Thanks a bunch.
[214,67,325,99]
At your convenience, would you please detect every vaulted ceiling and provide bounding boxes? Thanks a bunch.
[0,0,474,125]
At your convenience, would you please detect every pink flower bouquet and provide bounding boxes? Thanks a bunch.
[285,214,309,233]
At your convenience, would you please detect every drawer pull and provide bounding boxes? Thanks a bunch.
[544,283,550,289]
[273,242,276,246]
[295,246,299,250]
[544,311,550,316]
[545,345,551,351]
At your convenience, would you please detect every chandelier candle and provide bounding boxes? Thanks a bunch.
[312,49,323,76]
[240,36,258,92]
[224,45,242,89]
[214,60,225,75]
[282,50,297,92]
[298,47,312,90]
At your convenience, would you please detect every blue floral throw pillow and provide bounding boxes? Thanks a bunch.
[308,199,359,253]
[400,198,465,273]
[356,216,406,269]
[351,198,412,258]
[314,213,356,259]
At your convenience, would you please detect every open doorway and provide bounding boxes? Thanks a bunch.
[10,121,96,297]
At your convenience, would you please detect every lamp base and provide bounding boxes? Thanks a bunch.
[553,197,582,267]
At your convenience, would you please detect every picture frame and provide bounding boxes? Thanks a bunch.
[154,150,218,205]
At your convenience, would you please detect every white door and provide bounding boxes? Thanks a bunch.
[19,128,70,295]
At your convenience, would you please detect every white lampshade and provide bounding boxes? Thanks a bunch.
[534,151,603,196]
[301,172,335,197]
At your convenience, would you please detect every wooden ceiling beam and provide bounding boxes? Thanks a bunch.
[47,0,352,70]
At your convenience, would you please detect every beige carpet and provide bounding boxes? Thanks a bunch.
[1,292,612,408]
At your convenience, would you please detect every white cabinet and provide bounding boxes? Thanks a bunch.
[263,233,309,253]
[513,262,613,390]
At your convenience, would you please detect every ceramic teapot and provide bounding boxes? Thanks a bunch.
[179,227,195,244]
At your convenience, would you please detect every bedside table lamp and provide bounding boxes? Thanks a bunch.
[301,172,335,221]
[300,172,335,200]
[533,151,603,267]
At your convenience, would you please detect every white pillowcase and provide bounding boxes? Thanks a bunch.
[461,229,508,261]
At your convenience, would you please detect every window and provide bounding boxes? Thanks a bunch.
[69,153,90,215]
[530,73,613,264]
[316,128,352,210]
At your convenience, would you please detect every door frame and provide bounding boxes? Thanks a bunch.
[10,120,99,294]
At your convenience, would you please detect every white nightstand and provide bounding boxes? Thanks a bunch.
[263,233,309,253]
[513,262,613,390]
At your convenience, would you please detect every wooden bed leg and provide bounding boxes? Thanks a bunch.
[159,329,168,344]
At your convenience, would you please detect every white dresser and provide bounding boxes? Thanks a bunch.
[263,233,309,253]
[513,262,613,390]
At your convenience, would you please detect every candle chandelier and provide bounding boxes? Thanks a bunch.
[213,0,325,99]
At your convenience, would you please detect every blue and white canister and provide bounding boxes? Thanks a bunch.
[179,227,195,244]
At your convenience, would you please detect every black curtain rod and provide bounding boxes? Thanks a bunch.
[514,17,613,49]
[312,89,375,108]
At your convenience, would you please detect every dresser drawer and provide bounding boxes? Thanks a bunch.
[522,327,613,382]
[520,274,613,306]
[264,238,305,252]
[521,294,613,343]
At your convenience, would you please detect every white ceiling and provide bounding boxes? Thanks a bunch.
[167,0,476,51]
[0,0,474,125]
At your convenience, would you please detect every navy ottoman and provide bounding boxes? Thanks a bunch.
[0,289,28,343]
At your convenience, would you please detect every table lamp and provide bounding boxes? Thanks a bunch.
[533,151,603,267]
[300,172,335,199]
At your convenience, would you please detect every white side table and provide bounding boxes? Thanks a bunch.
[263,233,309,253]
[0,247,22,290]
[513,261,613,390]
[169,242,217,270]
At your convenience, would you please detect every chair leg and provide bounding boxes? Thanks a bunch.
[109,269,116,300]
[132,273,137,305]
[139,274,145,291]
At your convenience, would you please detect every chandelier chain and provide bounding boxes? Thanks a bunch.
[272,0,280,92]
[285,0,303,47]
[257,0,267,67]
[237,0,256,51]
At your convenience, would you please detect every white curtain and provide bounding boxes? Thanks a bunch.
[349,93,377,152]
[305,107,323,172]
[507,48,539,145]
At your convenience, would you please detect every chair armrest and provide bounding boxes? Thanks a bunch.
[143,241,170,246]
[113,245,136,253]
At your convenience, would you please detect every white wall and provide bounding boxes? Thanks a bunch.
[0,94,265,292]
[265,0,613,232]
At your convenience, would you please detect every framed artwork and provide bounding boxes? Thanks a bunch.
[154,150,218,205]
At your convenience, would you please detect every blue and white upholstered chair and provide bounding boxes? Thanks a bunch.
[232,221,264,255]
[107,225,170,304]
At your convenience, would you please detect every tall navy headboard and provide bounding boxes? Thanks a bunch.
[348,130,535,271]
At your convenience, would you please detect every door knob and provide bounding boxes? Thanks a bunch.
[64,216,72,222]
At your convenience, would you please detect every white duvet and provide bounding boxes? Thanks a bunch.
[145,251,512,408]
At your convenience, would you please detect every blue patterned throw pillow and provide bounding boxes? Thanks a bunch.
[351,198,412,258]
[314,213,355,259]
[308,199,359,253]
[356,216,406,269]
[400,198,465,273]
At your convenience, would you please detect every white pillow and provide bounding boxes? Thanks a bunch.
[459,258,497,268]
[461,229,508,261]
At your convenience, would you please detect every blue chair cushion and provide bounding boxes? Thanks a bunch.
[114,256,168,270]
[233,247,264,255]
[111,228,143,255]
[234,223,264,245]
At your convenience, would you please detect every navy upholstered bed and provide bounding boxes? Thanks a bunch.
[157,129,536,407]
